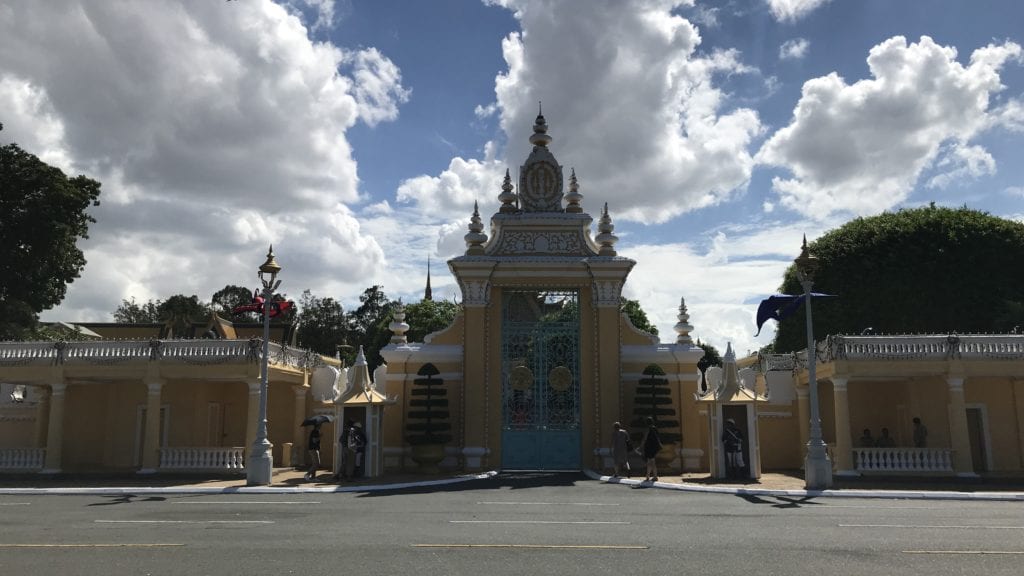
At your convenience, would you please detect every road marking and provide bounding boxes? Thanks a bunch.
[414,544,647,550]
[903,550,1024,555]
[172,501,321,505]
[0,503,31,506]
[94,520,273,524]
[841,524,1024,530]
[476,501,619,506]
[450,520,629,525]
[0,543,185,548]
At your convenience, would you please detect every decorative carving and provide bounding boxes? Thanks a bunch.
[592,280,622,307]
[548,365,572,392]
[460,279,491,307]
[491,230,584,255]
[510,365,533,391]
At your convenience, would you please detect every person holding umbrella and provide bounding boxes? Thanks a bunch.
[301,415,333,481]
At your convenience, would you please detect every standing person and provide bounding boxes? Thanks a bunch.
[721,419,745,479]
[304,425,321,481]
[876,427,895,447]
[336,420,353,481]
[348,421,367,479]
[858,428,875,447]
[912,417,928,448]
[610,422,632,478]
[641,417,662,482]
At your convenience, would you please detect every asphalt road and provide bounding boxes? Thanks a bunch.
[1,473,1022,575]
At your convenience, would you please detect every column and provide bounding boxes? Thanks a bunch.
[139,379,164,473]
[831,378,856,475]
[34,387,51,449]
[245,379,261,461]
[795,387,810,462]
[292,385,307,469]
[41,383,67,473]
[946,376,976,476]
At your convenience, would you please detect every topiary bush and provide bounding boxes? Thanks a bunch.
[406,363,452,446]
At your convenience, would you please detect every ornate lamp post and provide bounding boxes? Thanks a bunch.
[795,236,833,490]
[246,246,282,486]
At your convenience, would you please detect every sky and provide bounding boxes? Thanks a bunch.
[2,0,1023,356]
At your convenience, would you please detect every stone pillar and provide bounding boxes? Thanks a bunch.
[139,379,164,473]
[41,383,67,473]
[795,386,810,458]
[831,378,856,475]
[34,387,51,449]
[245,379,261,461]
[292,385,307,468]
[946,376,976,476]
[1014,379,1024,470]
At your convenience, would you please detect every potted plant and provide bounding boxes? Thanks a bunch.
[406,363,452,473]
[632,364,681,467]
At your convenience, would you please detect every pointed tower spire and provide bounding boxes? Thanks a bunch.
[595,203,619,256]
[674,296,694,345]
[464,200,488,255]
[529,101,552,148]
[564,168,583,213]
[424,256,433,301]
[498,168,517,213]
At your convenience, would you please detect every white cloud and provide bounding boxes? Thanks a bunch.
[404,0,761,225]
[757,36,1022,220]
[1005,186,1024,199]
[926,143,996,189]
[0,1,406,320]
[779,38,809,60]
[766,0,830,23]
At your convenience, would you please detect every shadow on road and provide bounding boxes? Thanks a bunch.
[356,471,585,497]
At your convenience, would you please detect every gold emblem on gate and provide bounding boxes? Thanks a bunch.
[549,366,572,392]
[510,365,534,391]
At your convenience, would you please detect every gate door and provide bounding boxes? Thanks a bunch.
[501,289,581,470]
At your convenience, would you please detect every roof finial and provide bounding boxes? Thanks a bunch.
[596,202,618,256]
[565,168,583,213]
[464,200,488,255]
[424,256,433,301]
[530,103,551,147]
[498,168,517,213]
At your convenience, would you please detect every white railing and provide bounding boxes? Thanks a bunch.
[0,448,45,470]
[159,447,246,471]
[830,334,1024,362]
[853,447,954,473]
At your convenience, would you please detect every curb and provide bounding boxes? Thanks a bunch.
[583,469,1024,501]
[0,471,498,496]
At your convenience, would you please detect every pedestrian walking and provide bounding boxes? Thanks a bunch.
[610,422,632,478]
[304,425,321,481]
[641,417,662,482]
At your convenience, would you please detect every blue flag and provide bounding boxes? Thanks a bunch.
[754,293,835,336]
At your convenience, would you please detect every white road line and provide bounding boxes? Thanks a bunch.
[172,501,321,505]
[0,503,31,506]
[903,550,1024,555]
[840,524,1024,530]
[476,501,619,506]
[94,520,273,524]
[450,520,630,525]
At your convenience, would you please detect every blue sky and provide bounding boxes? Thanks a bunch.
[1,0,1022,355]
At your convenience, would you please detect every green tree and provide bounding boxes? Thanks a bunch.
[0,140,101,340]
[347,285,396,369]
[294,289,348,356]
[401,299,460,343]
[621,297,659,336]
[211,284,257,321]
[773,205,1024,353]
[113,297,162,323]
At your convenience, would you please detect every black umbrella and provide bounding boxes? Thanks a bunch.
[301,414,334,427]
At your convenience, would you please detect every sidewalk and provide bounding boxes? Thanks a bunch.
[1,468,1023,501]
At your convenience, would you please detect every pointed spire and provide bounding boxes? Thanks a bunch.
[498,168,517,213]
[674,296,694,345]
[424,256,433,301]
[529,101,552,147]
[564,168,583,213]
[595,202,618,256]
[464,200,488,255]
[389,304,410,344]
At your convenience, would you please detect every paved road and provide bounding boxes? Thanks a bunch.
[1,473,1022,575]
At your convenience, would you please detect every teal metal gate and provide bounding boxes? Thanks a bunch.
[501,289,580,470]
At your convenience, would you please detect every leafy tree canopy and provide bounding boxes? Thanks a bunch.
[621,297,659,336]
[773,205,1024,353]
[211,284,257,321]
[295,289,347,356]
[401,299,460,343]
[0,140,101,340]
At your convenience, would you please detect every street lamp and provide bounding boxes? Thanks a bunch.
[794,235,833,490]
[246,245,282,486]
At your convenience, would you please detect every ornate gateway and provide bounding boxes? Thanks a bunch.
[501,289,581,470]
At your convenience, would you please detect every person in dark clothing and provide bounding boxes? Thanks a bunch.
[349,422,367,478]
[722,418,745,479]
[641,417,662,482]
[336,419,353,481]
[304,426,321,481]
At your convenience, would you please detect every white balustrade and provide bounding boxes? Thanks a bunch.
[0,448,45,470]
[852,447,954,473]
[159,447,246,471]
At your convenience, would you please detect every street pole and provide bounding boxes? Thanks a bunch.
[796,236,832,490]
[247,246,281,486]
